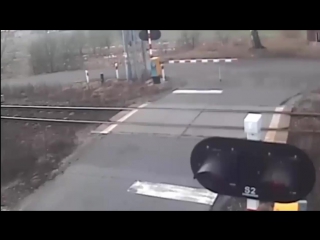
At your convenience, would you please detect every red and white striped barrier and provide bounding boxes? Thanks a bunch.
[168,58,237,64]
[152,48,176,53]
[147,30,153,58]
[103,54,117,59]
[167,58,238,81]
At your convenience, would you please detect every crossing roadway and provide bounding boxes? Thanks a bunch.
[17,58,320,210]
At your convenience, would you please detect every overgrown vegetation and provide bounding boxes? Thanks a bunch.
[1,79,167,106]
[1,31,16,74]
[177,31,201,50]
[2,30,319,80]
[28,31,115,75]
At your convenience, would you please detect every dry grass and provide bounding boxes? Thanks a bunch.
[1,80,166,107]
[280,30,302,39]
[263,37,320,58]
[159,35,320,61]
[1,120,87,208]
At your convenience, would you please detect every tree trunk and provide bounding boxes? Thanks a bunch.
[45,43,55,73]
[250,30,265,49]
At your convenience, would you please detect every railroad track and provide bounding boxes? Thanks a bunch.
[2,104,320,116]
[1,104,320,133]
[1,105,120,122]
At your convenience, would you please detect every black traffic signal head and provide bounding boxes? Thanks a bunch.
[139,30,161,41]
[191,137,316,203]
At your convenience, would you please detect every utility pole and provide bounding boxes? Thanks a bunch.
[122,30,129,80]
[122,30,149,82]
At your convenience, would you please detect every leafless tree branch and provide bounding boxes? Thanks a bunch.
[1,32,16,74]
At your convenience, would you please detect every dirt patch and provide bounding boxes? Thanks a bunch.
[287,89,320,210]
[1,80,174,210]
[1,121,96,209]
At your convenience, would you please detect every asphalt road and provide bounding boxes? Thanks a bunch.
[2,58,319,94]
[164,58,320,106]
[16,58,320,211]
[1,67,124,87]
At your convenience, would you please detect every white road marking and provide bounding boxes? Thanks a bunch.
[173,90,223,94]
[128,181,218,205]
[263,106,296,209]
[99,103,148,134]
[264,106,285,142]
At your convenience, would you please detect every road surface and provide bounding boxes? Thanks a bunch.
[2,59,319,94]
[1,67,124,87]
[16,58,320,210]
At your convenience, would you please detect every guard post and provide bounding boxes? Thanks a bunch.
[150,57,162,84]
[273,200,308,211]
[100,73,105,84]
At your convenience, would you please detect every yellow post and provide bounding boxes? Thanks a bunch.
[151,57,162,77]
[273,202,299,211]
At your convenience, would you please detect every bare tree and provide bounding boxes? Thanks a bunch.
[59,33,75,71]
[250,30,265,49]
[189,31,200,49]
[216,31,229,45]
[88,31,99,55]
[88,30,112,55]
[29,32,84,75]
[1,32,8,61]
[29,33,62,74]
[43,33,58,72]
[1,32,16,74]
[29,39,49,74]
[178,31,201,50]
[59,32,84,71]
[70,30,87,56]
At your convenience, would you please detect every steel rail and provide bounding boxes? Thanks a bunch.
[2,104,320,117]
[2,116,320,133]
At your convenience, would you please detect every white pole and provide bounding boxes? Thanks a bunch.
[115,62,119,79]
[85,70,89,83]
[244,113,262,210]
[161,64,165,82]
